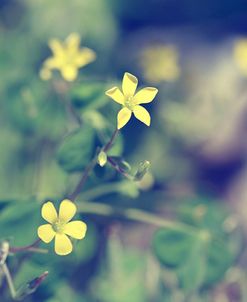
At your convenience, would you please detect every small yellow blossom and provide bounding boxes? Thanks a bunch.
[38,199,87,256]
[105,72,158,129]
[40,33,96,82]
[140,45,180,83]
[234,38,247,76]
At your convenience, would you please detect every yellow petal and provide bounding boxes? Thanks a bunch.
[117,107,132,129]
[122,72,138,97]
[65,32,80,49]
[48,39,63,56]
[41,201,58,224]
[37,224,56,243]
[134,87,158,104]
[43,57,60,69]
[64,221,87,239]
[61,65,78,81]
[54,234,73,256]
[76,48,96,67]
[133,105,151,126]
[40,68,52,81]
[105,87,125,104]
[59,199,76,223]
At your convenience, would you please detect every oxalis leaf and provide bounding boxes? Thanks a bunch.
[152,199,242,291]
[152,228,208,291]
[56,126,95,173]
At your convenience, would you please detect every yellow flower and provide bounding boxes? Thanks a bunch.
[140,45,180,83]
[105,72,158,129]
[40,33,96,82]
[234,38,247,76]
[37,199,87,256]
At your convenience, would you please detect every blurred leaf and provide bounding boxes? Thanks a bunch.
[70,82,108,111]
[153,228,208,291]
[5,80,66,139]
[83,110,108,131]
[46,282,87,302]
[56,126,95,173]
[0,201,40,246]
[106,133,124,157]
[177,239,207,291]
[117,180,139,198]
[92,235,147,302]
[153,198,243,291]
[153,228,196,268]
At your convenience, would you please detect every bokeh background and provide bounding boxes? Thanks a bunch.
[2,0,247,301]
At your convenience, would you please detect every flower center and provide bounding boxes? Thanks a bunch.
[124,96,135,111]
[52,220,66,234]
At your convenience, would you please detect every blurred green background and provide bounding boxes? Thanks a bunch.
[1,0,247,301]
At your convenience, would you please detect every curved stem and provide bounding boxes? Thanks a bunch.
[77,201,200,236]
[80,181,130,200]
[9,239,47,254]
[107,157,133,180]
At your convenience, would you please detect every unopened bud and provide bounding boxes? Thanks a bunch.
[134,160,151,181]
[98,151,107,167]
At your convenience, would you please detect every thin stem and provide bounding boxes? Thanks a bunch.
[1,264,16,299]
[69,128,119,201]
[77,201,201,236]
[10,247,48,254]
[68,156,98,201]
[103,129,119,152]
[81,181,129,200]
[107,157,133,180]
[9,239,45,254]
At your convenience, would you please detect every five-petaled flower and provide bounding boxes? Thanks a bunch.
[38,199,87,256]
[105,72,158,129]
[40,33,96,82]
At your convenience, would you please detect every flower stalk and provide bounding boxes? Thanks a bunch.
[77,201,203,237]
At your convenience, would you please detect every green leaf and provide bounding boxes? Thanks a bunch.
[106,133,124,157]
[92,237,147,302]
[153,198,242,290]
[153,228,208,291]
[153,228,196,268]
[117,180,139,198]
[70,82,108,111]
[0,201,40,246]
[56,126,95,173]
[204,238,234,286]
[177,239,207,291]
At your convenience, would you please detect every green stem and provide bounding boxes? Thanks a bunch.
[68,156,98,201]
[80,181,129,200]
[77,201,199,235]
[1,264,16,299]
[69,128,119,201]
[107,157,133,180]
